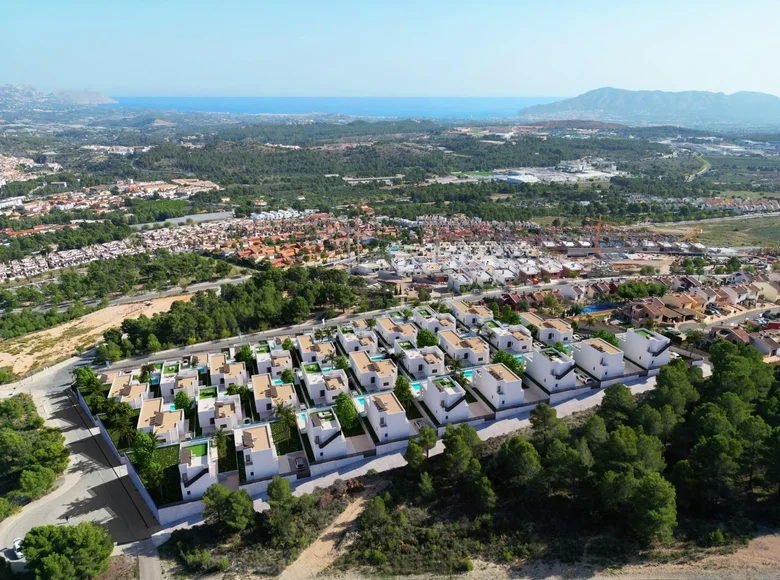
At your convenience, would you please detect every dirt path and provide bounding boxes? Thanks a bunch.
[0,294,192,376]
[278,488,381,580]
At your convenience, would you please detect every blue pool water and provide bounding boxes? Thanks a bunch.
[272,379,284,386]
[369,354,386,362]
[463,370,474,379]
[514,354,525,362]
[151,377,160,385]
[411,382,422,395]
[168,404,177,412]
[388,247,399,252]
[583,303,617,314]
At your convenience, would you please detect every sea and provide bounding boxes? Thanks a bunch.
[103,96,561,119]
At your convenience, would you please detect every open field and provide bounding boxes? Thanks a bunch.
[0,294,192,376]
[651,215,780,247]
[702,155,780,189]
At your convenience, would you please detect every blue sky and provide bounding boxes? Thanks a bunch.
[2,0,778,97]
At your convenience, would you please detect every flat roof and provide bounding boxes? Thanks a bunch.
[451,301,492,317]
[351,351,396,377]
[484,363,520,382]
[242,425,271,451]
[584,337,621,355]
[372,393,403,415]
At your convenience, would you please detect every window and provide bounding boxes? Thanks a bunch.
[370,377,376,384]
[250,471,254,477]
[380,417,386,426]
[210,418,215,425]
[187,491,191,496]
[548,333,554,340]
[418,364,423,371]
[320,390,325,397]
[385,433,388,438]
[320,451,323,457]
[508,341,513,348]
[266,403,272,410]
[245,454,250,461]
[354,347,358,351]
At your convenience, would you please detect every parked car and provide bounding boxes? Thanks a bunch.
[294,457,306,470]
[12,537,23,560]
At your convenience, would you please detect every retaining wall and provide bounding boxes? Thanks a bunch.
[125,456,159,522]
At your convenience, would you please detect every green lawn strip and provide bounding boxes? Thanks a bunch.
[301,433,316,462]
[270,420,302,455]
[464,389,477,403]
[417,400,441,427]
[237,450,247,484]
[362,417,380,445]
[127,444,183,506]
[404,402,423,420]
[104,409,141,452]
[341,419,365,438]
[218,435,238,473]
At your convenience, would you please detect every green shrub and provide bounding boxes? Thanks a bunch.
[455,558,473,572]
[183,548,212,570]
[706,528,726,547]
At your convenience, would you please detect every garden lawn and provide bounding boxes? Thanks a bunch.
[270,421,303,455]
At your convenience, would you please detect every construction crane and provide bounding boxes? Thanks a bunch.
[677,227,702,243]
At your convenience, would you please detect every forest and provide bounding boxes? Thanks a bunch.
[0,221,133,263]
[338,343,780,574]
[0,252,232,340]
[94,264,396,361]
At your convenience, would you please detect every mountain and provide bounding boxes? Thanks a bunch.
[518,87,780,128]
[0,84,116,110]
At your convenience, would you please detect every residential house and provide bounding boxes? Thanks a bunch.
[251,374,298,419]
[107,375,150,409]
[297,334,336,365]
[401,344,446,378]
[413,307,456,334]
[137,398,187,444]
[749,329,780,359]
[524,348,577,392]
[617,297,664,326]
[179,441,218,500]
[752,280,780,303]
[720,285,750,305]
[255,346,293,379]
[338,325,379,354]
[450,300,494,327]
[236,424,279,481]
[302,366,350,405]
[708,325,750,345]
[197,393,244,434]
[471,363,524,409]
[421,376,469,424]
[208,353,248,389]
[349,351,397,391]
[520,312,573,345]
[172,372,199,402]
[572,338,625,381]
[485,323,532,353]
[306,409,347,461]
[616,328,671,370]
[366,392,410,442]
[375,317,418,348]
[438,330,490,366]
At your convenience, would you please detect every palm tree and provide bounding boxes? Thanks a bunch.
[115,417,138,449]
[401,308,413,321]
[213,428,228,459]
[274,403,297,440]
[365,318,376,330]
[314,328,326,341]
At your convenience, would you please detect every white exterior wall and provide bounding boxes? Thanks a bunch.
[256,351,293,378]
[403,346,446,378]
[241,446,279,481]
[617,329,671,370]
[303,369,350,405]
[179,447,218,501]
[525,351,577,392]
[421,379,469,425]
[366,404,409,442]
[306,415,347,461]
[471,366,525,409]
[573,342,625,380]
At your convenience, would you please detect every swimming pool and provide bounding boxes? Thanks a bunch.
[355,397,367,413]
[411,382,422,395]
[272,378,284,386]
[514,354,525,362]
[168,404,177,412]
[583,303,617,314]
[462,370,474,380]
[369,354,387,362]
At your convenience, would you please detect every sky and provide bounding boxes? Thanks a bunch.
[2,0,779,98]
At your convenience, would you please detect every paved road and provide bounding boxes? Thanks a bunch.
[678,305,780,331]
[0,374,159,573]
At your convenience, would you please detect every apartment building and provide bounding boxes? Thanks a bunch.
[375,317,418,348]
[519,312,573,345]
[421,376,469,424]
[616,328,671,370]
[302,366,350,405]
[471,363,524,409]
[349,351,397,391]
[197,393,244,434]
[450,301,494,327]
[401,344,446,378]
[107,375,150,409]
[306,409,347,461]
[438,330,490,366]
[236,424,279,481]
[137,398,187,444]
[572,338,625,381]
[366,392,410,442]
[413,307,457,335]
[251,373,298,419]
[524,348,577,392]
[338,325,379,354]
[179,440,218,500]
[485,323,533,353]
[297,334,336,364]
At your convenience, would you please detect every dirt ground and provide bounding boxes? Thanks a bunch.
[0,295,191,376]
[314,533,780,580]
[98,555,138,580]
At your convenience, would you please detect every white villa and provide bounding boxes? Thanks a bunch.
[137,398,187,444]
[236,424,279,481]
[307,409,347,461]
[438,330,490,366]
[520,312,573,346]
[572,338,625,381]
[179,440,218,500]
[524,347,577,392]
[471,363,525,409]
[251,374,298,420]
[349,351,397,391]
[617,328,671,370]
[421,376,469,425]
[366,392,410,442]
